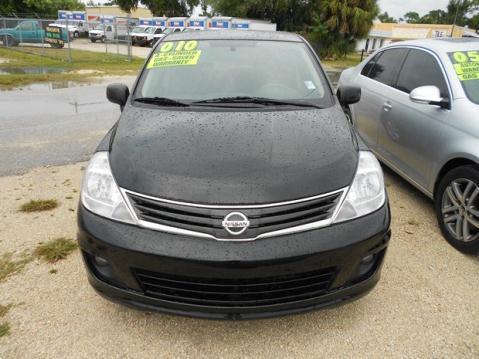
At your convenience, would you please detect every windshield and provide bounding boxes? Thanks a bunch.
[162,28,175,34]
[132,26,147,33]
[448,50,479,104]
[135,39,333,107]
[144,27,157,34]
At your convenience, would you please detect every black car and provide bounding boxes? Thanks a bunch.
[78,31,391,319]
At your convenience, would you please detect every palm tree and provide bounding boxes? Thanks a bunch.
[319,0,379,39]
[310,0,379,58]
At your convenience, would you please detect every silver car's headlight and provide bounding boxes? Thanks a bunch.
[333,151,386,223]
[81,151,137,224]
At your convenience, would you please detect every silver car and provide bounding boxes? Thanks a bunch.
[338,38,479,253]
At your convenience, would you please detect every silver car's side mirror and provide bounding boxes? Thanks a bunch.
[410,86,449,108]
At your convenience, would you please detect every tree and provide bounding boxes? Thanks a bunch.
[0,0,85,18]
[208,0,315,31]
[310,0,379,58]
[403,11,421,23]
[420,9,448,24]
[378,11,397,23]
[114,0,200,17]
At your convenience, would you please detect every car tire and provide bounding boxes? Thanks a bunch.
[435,165,479,254]
[91,39,96,43]
[74,31,79,38]
[3,35,17,47]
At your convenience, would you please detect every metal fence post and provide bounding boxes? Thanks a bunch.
[115,17,119,56]
[41,19,45,61]
[66,17,72,62]
[19,18,22,45]
[2,18,6,47]
[127,14,132,62]
[105,20,108,54]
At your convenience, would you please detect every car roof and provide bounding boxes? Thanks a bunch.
[384,38,479,53]
[163,30,303,42]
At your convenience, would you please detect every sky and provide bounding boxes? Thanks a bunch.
[378,0,451,19]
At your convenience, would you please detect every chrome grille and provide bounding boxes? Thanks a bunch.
[125,189,345,240]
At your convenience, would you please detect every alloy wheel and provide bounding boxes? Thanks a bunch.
[441,178,479,242]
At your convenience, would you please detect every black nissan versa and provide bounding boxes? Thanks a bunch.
[77,31,391,319]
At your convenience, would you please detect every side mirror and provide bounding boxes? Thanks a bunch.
[409,86,449,108]
[107,83,129,111]
[338,86,361,106]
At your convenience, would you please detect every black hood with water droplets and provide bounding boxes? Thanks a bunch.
[109,104,358,204]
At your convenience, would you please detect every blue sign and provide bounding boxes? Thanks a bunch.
[188,20,205,27]
[233,23,249,29]
[169,21,185,27]
[58,11,68,19]
[72,12,85,20]
[154,20,166,27]
[211,21,229,29]
[101,17,114,24]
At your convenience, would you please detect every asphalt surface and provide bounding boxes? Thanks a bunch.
[0,77,135,176]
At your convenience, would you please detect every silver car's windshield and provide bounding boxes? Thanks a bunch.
[448,50,479,104]
[132,26,147,33]
[135,39,333,106]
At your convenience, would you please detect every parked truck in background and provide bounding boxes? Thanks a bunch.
[0,20,69,47]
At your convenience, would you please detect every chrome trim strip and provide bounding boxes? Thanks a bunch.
[121,187,348,241]
[122,187,347,209]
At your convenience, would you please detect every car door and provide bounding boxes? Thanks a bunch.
[18,21,36,43]
[353,48,409,150]
[377,48,451,191]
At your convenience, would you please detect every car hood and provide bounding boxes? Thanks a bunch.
[109,105,359,204]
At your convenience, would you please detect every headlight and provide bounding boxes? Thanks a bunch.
[333,151,385,223]
[81,152,137,224]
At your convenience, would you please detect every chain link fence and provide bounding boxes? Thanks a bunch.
[0,17,138,62]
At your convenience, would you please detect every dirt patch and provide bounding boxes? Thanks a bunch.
[0,163,478,358]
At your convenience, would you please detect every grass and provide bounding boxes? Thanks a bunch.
[408,219,420,226]
[0,47,144,89]
[322,52,363,70]
[0,252,33,282]
[34,238,78,263]
[0,322,10,338]
[19,199,58,213]
[0,304,12,318]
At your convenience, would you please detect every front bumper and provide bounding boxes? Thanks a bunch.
[133,37,150,46]
[78,203,391,319]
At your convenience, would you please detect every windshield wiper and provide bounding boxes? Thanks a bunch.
[134,97,190,107]
[192,96,323,108]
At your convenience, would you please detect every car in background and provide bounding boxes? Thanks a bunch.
[339,38,479,254]
[77,30,391,319]
[49,19,81,38]
[133,26,163,47]
[130,26,149,45]
[152,27,184,45]
[0,20,70,47]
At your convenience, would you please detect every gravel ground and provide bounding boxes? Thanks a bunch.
[0,163,478,358]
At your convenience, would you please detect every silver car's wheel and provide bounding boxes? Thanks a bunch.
[441,178,479,242]
[436,166,479,254]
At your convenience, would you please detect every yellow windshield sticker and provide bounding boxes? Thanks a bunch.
[449,51,479,81]
[147,40,201,69]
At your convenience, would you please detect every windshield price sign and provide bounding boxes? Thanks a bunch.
[45,26,65,47]
[449,51,479,81]
[147,41,201,68]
